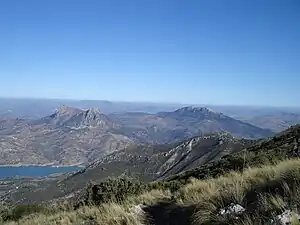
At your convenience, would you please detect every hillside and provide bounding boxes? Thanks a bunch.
[2,126,300,225]
[0,106,272,166]
[166,124,300,184]
[1,133,254,204]
[88,132,254,180]
[2,124,298,206]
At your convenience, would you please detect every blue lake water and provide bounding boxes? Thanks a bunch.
[0,166,82,179]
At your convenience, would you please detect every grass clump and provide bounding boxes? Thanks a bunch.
[2,203,143,225]
[187,159,300,224]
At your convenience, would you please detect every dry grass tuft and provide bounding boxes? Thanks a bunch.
[188,159,300,224]
[127,189,172,206]
[3,203,144,225]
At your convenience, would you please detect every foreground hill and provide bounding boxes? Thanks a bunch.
[0,106,272,165]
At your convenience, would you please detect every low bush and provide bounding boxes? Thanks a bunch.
[82,175,146,206]
[0,204,49,221]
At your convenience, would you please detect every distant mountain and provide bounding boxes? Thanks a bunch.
[36,106,118,130]
[112,106,274,143]
[159,106,274,138]
[0,107,133,165]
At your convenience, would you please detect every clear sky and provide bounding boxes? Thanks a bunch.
[1,0,299,107]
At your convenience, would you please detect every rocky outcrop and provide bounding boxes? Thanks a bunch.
[219,203,245,219]
[273,210,300,225]
[38,106,118,130]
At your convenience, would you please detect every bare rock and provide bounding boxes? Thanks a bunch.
[130,204,146,216]
[219,203,245,218]
[273,210,300,225]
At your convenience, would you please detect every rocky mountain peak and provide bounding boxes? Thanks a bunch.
[85,107,101,114]
[80,108,108,125]
[176,106,214,113]
[172,106,225,118]
[55,105,83,115]
[39,106,116,129]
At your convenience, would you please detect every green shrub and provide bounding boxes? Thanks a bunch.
[82,175,146,205]
[149,180,184,193]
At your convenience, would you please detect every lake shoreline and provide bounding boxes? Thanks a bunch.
[0,163,85,168]
[0,165,84,179]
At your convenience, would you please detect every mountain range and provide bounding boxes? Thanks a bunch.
[0,103,299,212]
[0,106,273,166]
[1,98,300,131]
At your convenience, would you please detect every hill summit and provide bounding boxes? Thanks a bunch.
[39,106,116,129]
[163,106,225,119]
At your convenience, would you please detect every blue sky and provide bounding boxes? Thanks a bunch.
[0,0,299,107]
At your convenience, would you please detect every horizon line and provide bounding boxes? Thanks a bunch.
[0,96,299,109]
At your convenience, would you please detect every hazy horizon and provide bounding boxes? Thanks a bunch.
[1,96,300,110]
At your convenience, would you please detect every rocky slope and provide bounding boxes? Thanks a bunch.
[166,124,300,183]
[87,132,255,180]
[0,117,30,135]
[0,107,134,165]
